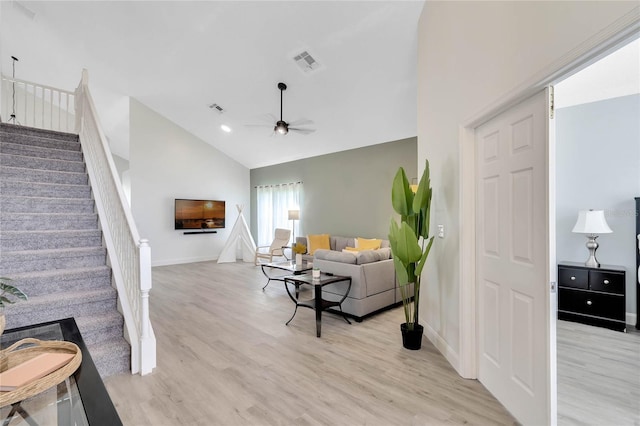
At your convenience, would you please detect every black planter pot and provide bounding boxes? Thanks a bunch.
[400,323,424,350]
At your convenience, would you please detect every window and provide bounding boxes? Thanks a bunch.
[256,182,302,246]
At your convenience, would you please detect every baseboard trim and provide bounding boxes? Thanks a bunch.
[423,322,462,376]
[626,312,637,327]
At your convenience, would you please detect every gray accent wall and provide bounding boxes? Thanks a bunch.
[250,137,417,241]
[556,94,640,317]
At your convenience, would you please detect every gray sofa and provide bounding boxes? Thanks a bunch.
[295,235,409,320]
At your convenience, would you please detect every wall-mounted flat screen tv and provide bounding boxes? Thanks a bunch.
[174,199,225,230]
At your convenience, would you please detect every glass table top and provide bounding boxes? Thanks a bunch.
[0,318,121,426]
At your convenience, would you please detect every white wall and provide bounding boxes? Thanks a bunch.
[129,99,250,266]
[556,94,640,319]
[417,1,638,372]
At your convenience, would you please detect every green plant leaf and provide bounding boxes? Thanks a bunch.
[1,296,13,305]
[415,236,435,276]
[393,256,410,286]
[394,222,422,264]
[413,160,432,239]
[391,167,413,216]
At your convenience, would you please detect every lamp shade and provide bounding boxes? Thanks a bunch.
[288,209,300,220]
[572,210,612,234]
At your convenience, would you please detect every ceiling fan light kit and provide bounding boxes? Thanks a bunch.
[245,82,316,136]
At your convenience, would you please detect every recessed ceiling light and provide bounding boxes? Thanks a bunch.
[220,124,232,133]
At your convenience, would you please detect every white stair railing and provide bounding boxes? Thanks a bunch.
[74,69,156,375]
[0,74,75,133]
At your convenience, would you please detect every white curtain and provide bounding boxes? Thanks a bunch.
[256,182,302,246]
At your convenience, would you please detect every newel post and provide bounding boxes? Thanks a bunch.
[139,238,155,375]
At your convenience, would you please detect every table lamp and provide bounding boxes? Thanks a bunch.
[572,209,612,268]
[288,209,300,244]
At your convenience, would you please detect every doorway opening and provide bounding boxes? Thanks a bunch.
[554,36,640,425]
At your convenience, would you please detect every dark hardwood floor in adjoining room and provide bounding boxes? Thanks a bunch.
[104,261,517,425]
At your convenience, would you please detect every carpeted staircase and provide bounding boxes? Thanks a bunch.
[0,123,130,377]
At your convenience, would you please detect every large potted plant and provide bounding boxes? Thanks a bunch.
[0,277,28,335]
[388,160,434,350]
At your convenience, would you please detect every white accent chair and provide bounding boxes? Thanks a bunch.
[254,228,291,265]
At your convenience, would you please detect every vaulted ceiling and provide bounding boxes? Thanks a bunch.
[1,1,424,168]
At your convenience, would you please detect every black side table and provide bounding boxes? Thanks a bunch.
[284,273,352,337]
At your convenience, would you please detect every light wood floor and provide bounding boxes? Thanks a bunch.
[104,261,517,425]
[557,320,640,425]
[104,261,640,425]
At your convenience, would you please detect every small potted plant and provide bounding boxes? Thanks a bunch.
[0,277,28,335]
[292,244,307,264]
[388,160,434,350]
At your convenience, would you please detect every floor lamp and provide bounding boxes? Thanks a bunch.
[288,209,300,245]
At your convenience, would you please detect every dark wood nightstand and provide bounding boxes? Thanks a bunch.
[558,261,626,332]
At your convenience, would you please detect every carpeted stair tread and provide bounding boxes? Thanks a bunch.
[0,229,102,251]
[0,123,80,144]
[0,212,98,231]
[0,196,95,214]
[1,141,83,162]
[2,287,118,330]
[88,338,131,378]
[75,311,125,346]
[0,153,85,173]
[5,266,111,296]
[0,165,88,185]
[0,246,107,274]
[0,131,81,152]
[1,180,92,199]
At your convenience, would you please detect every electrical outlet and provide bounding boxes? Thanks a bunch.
[438,224,444,238]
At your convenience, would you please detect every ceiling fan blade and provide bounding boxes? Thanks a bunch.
[289,127,316,135]
[244,123,274,128]
[288,118,314,127]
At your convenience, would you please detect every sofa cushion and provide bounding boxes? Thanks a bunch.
[307,234,330,255]
[356,237,382,250]
[332,236,353,252]
[355,248,392,264]
[314,249,357,264]
[355,250,378,265]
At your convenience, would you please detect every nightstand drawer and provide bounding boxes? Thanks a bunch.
[558,288,625,321]
[558,267,588,289]
[589,270,625,294]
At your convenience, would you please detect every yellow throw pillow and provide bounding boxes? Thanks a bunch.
[356,237,381,251]
[307,234,330,255]
[343,247,359,253]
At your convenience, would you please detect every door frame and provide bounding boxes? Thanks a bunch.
[457,7,639,420]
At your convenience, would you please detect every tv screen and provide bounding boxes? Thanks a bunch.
[174,199,225,230]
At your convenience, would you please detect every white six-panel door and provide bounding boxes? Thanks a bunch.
[476,88,553,425]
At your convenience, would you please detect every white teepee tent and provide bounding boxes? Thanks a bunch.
[217,205,257,263]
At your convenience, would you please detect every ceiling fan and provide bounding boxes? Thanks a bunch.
[247,82,316,136]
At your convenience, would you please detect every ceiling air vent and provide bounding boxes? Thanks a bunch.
[208,103,224,114]
[292,50,323,74]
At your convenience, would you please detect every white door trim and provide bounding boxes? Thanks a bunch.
[457,6,640,381]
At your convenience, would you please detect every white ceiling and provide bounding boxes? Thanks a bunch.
[555,38,640,109]
[1,1,424,168]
